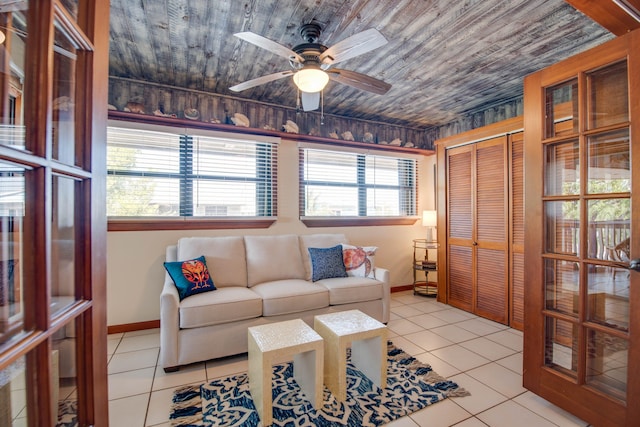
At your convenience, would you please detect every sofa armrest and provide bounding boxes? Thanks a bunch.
[160,245,180,369]
[374,267,391,323]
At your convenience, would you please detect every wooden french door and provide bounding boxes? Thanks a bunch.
[0,2,109,426]
[523,29,640,426]
[446,136,509,324]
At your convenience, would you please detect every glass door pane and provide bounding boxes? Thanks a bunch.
[587,129,630,194]
[0,10,28,151]
[0,162,25,346]
[544,316,578,376]
[52,20,79,166]
[53,318,79,425]
[585,328,628,400]
[0,355,27,426]
[51,175,78,316]
[545,259,579,315]
[544,140,580,196]
[60,0,79,21]
[545,79,578,138]
[544,200,579,256]
[587,61,628,129]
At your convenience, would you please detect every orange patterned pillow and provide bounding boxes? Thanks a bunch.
[164,256,216,300]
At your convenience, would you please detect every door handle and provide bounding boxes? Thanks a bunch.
[472,242,478,246]
[630,258,640,272]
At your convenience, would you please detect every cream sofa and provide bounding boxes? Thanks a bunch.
[160,233,390,371]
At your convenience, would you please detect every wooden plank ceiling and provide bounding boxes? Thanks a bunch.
[108,0,616,128]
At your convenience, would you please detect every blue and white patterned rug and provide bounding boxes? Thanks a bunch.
[170,342,469,426]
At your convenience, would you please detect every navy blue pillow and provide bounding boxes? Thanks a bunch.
[308,245,348,282]
[164,256,216,301]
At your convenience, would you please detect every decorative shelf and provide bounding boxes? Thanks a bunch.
[108,110,435,155]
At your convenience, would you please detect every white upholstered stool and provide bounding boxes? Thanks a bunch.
[314,310,387,401]
[248,319,324,426]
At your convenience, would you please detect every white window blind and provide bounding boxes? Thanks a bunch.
[107,126,277,218]
[300,147,417,217]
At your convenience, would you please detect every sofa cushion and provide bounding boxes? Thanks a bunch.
[251,279,329,316]
[308,245,348,282]
[244,235,306,286]
[342,244,377,279]
[299,234,348,281]
[316,276,383,305]
[164,256,216,301]
[177,236,247,287]
[179,287,262,329]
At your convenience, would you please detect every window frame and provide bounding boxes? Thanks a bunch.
[106,119,279,231]
[299,144,420,227]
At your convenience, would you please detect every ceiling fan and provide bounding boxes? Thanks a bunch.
[229,22,392,112]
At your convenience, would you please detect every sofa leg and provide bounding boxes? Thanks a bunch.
[164,366,179,373]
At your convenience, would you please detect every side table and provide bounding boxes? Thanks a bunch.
[413,239,439,297]
[314,310,387,401]
[248,319,324,426]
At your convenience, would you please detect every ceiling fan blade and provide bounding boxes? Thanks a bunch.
[327,69,391,95]
[229,70,293,92]
[234,32,303,63]
[319,28,388,66]
[301,92,320,111]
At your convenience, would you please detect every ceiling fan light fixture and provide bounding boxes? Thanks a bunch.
[293,67,329,93]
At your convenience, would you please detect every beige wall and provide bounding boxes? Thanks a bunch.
[106,138,436,326]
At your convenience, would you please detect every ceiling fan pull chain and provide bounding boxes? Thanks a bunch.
[320,90,325,125]
[296,88,301,114]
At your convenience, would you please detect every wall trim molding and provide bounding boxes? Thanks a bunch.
[107,320,160,334]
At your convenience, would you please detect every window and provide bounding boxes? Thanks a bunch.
[106,124,278,222]
[300,147,417,218]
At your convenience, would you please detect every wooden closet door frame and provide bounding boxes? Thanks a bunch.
[436,118,523,313]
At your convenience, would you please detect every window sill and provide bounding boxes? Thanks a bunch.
[301,217,420,228]
[107,218,276,231]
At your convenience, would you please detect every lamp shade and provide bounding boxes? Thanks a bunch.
[422,210,437,227]
[292,67,329,93]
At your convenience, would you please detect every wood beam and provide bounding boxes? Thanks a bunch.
[565,0,640,36]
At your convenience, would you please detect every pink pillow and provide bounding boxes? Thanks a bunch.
[341,244,377,279]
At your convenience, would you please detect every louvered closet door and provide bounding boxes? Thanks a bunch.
[446,136,509,324]
[447,145,473,312]
[475,136,509,323]
[510,132,525,330]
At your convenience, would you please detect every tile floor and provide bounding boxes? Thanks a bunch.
[107,291,591,426]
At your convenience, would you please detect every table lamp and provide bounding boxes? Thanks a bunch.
[422,210,437,242]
